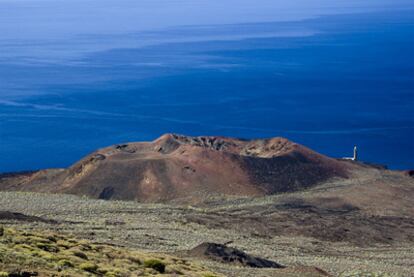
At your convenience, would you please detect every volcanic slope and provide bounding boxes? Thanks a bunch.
[0,134,355,203]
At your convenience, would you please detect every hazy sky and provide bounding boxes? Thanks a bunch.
[0,0,413,60]
[1,0,412,38]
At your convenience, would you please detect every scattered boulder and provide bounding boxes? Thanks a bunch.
[188,242,285,268]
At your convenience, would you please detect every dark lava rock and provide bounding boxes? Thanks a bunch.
[8,271,38,277]
[0,211,56,224]
[98,186,115,200]
[115,144,136,153]
[404,170,414,178]
[188,242,285,268]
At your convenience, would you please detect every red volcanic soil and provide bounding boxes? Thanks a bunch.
[0,134,353,203]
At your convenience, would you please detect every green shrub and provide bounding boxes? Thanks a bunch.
[104,271,121,277]
[127,256,141,264]
[47,235,58,243]
[36,242,59,252]
[56,240,73,249]
[79,262,98,272]
[0,272,8,277]
[57,259,74,268]
[72,250,88,260]
[144,259,166,273]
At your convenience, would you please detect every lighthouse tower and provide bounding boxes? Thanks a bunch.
[353,145,358,161]
[342,145,358,161]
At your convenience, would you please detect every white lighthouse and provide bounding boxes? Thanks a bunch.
[343,145,358,161]
[353,145,358,161]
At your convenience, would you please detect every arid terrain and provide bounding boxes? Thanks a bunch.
[0,135,413,276]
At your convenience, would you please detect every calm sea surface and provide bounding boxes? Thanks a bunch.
[0,1,413,172]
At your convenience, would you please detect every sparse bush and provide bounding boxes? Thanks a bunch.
[47,235,57,243]
[56,240,72,249]
[13,243,33,252]
[36,242,58,252]
[39,252,55,260]
[67,239,78,244]
[97,267,108,274]
[72,250,88,260]
[144,259,166,273]
[57,259,74,268]
[166,266,183,275]
[127,255,141,264]
[79,241,92,251]
[79,262,98,272]
[104,271,122,277]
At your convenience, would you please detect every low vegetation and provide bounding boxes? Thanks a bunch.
[143,259,166,273]
[0,226,220,276]
[0,191,413,276]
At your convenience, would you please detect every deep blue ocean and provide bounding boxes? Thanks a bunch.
[0,1,413,172]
